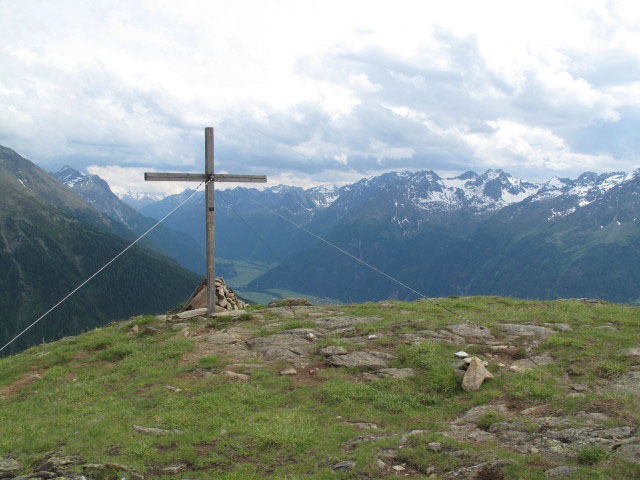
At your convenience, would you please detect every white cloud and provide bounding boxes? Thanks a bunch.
[460,119,616,171]
[1,0,640,195]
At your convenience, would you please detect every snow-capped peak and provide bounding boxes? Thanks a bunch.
[55,165,85,187]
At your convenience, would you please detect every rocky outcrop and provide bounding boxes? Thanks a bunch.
[0,457,21,479]
[267,297,312,307]
[183,277,246,312]
[326,351,396,369]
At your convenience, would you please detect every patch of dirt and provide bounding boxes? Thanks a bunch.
[291,362,327,386]
[0,371,42,397]
[583,397,637,422]
[195,440,219,455]
[72,350,90,360]
[61,371,79,382]
[154,442,177,452]
[104,444,121,456]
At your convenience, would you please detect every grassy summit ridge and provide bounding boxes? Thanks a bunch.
[1,297,639,479]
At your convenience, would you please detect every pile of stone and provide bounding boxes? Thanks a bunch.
[182,277,246,312]
[454,351,494,392]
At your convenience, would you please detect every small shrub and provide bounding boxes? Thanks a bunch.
[509,370,558,401]
[577,444,608,465]
[95,344,135,362]
[477,411,504,431]
[513,347,528,360]
[597,360,627,378]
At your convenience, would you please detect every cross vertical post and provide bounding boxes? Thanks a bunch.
[144,127,266,316]
[205,127,215,314]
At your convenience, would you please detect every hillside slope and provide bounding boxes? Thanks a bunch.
[52,166,207,275]
[0,297,639,479]
[0,146,202,354]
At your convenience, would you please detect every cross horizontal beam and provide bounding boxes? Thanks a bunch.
[144,172,267,183]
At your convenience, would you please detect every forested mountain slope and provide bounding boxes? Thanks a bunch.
[0,146,201,355]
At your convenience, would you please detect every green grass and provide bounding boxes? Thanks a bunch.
[1,296,639,479]
[577,445,609,465]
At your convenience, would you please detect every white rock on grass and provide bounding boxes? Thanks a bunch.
[175,308,207,319]
[455,351,469,358]
[462,357,494,392]
[133,425,183,436]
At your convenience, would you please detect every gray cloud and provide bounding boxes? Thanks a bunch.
[1,1,639,194]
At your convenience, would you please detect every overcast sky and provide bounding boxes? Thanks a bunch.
[2,1,640,196]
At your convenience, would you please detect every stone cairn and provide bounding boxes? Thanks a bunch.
[182,277,246,312]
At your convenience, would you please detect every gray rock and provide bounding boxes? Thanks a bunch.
[396,333,430,344]
[618,348,640,363]
[415,329,465,344]
[0,456,21,478]
[609,369,640,397]
[10,473,58,480]
[340,421,378,430]
[445,324,495,341]
[400,429,428,442]
[445,460,513,479]
[427,442,442,453]
[547,426,633,443]
[545,466,579,478]
[543,322,572,332]
[222,371,250,382]
[314,316,381,331]
[327,351,396,369]
[510,358,537,371]
[318,345,348,356]
[279,368,297,376]
[595,325,618,332]
[33,452,83,474]
[531,354,554,366]
[488,421,531,433]
[377,449,398,458]
[462,357,494,392]
[175,308,207,319]
[616,438,640,463]
[453,404,509,425]
[331,460,356,471]
[373,367,416,379]
[498,323,554,336]
[132,425,184,436]
[267,297,312,307]
[210,309,247,317]
[247,329,322,365]
[579,412,608,422]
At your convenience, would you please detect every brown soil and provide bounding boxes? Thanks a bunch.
[291,361,327,386]
[0,371,42,397]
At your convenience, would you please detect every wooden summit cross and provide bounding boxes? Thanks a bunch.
[144,127,267,314]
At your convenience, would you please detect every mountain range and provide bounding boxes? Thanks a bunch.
[135,167,640,305]
[0,146,202,355]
